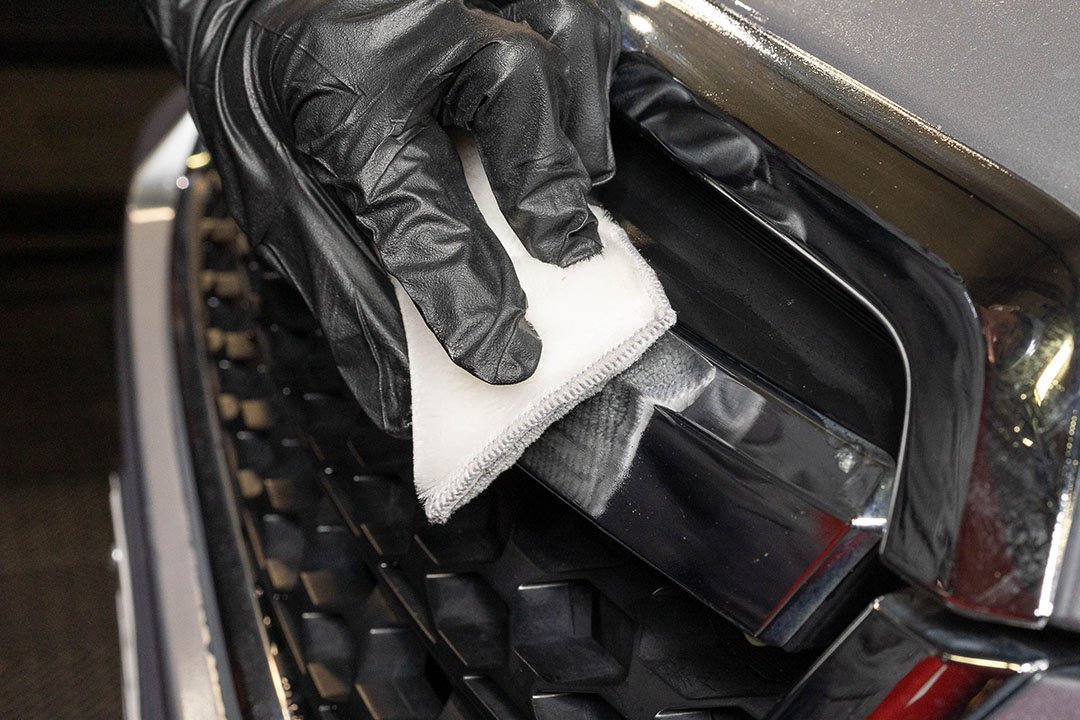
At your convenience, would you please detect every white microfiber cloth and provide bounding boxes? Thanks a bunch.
[395,136,675,522]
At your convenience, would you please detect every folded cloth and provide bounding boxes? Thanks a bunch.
[396,135,675,522]
[521,333,716,516]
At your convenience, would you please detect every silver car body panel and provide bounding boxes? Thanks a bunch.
[716,0,1080,218]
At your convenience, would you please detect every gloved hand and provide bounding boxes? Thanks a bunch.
[139,0,621,436]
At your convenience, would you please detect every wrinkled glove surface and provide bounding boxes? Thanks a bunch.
[140,0,621,435]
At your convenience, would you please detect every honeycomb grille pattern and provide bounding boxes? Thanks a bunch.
[188,171,809,719]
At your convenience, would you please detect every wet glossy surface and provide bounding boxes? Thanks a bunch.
[676,369,894,526]
[522,332,895,648]
[600,117,904,454]
[609,0,1080,628]
[769,591,1079,719]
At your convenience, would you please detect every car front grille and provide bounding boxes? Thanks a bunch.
[173,166,813,720]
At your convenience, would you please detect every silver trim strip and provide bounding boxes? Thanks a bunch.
[123,116,241,720]
[109,473,141,720]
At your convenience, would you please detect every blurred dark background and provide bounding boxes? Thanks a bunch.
[0,2,178,716]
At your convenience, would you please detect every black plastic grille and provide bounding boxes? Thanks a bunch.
[184,168,812,719]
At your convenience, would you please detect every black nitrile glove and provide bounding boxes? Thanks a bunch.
[140,0,621,436]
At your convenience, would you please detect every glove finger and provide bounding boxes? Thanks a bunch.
[443,27,602,268]
[361,122,542,385]
[500,0,620,184]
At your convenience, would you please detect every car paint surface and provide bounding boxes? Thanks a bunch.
[718,0,1080,216]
